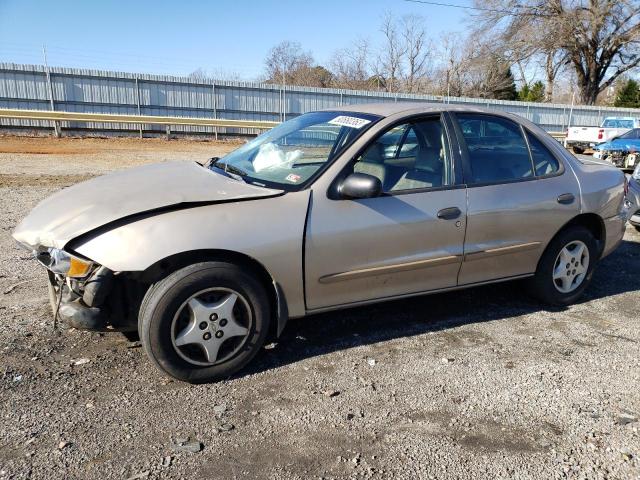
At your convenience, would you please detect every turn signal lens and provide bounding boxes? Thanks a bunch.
[68,256,93,277]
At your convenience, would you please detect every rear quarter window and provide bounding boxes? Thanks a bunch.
[526,132,561,176]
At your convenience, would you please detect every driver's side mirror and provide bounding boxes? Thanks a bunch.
[338,173,383,199]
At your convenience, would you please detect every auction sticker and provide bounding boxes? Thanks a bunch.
[328,115,371,129]
[285,173,301,183]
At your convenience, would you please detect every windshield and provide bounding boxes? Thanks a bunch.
[212,111,381,189]
[617,128,640,140]
[602,118,635,128]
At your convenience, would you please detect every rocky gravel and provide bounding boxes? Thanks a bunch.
[0,136,639,479]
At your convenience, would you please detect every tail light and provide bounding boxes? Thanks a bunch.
[624,176,629,196]
[598,129,604,140]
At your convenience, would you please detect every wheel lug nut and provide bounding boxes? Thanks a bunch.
[219,319,228,327]
[566,263,570,268]
[215,331,224,339]
[199,321,208,330]
[209,313,218,321]
[203,332,212,340]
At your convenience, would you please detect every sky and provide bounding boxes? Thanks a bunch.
[0,0,470,79]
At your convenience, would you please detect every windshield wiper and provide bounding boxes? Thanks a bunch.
[211,159,249,181]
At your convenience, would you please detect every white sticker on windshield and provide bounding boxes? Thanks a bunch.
[328,115,371,129]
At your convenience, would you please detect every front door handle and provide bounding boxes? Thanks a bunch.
[557,193,575,205]
[437,207,462,220]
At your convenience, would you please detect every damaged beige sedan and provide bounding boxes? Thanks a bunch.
[14,104,629,383]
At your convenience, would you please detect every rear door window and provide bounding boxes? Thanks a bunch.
[456,114,533,184]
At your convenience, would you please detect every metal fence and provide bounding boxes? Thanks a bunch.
[1,62,639,136]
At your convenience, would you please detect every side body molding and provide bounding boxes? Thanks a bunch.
[73,191,311,319]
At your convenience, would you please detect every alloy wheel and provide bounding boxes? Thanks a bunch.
[552,240,590,294]
[170,287,252,366]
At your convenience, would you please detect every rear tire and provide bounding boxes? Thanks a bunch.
[572,146,585,155]
[528,226,598,306]
[139,262,270,383]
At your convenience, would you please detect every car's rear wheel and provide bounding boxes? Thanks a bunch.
[528,226,598,306]
[139,261,270,383]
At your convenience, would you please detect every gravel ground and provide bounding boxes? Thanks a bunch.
[0,136,639,480]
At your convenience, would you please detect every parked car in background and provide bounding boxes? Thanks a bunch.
[627,163,640,231]
[565,117,640,154]
[13,104,629,383]
[593,128,640,170]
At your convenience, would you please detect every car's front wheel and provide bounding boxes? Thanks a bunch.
[528,226,598,306]
[139,261,270,383]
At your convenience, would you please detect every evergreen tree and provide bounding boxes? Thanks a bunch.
[614,79,640,108]
[518,81,545,102]
[492,66,518,100]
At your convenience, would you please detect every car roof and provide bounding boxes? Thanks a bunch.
[325,102,504,118]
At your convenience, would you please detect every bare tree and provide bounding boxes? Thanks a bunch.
[542,49,569,102]
[188,68,243,82]
[399,14,434,93]
[431,32,517,99]
[330,38,373,90]
[434,32,468,97]
[378,13,407,92]
[264,41,313,85]
[472,0,640,105]
[263,41,334,87]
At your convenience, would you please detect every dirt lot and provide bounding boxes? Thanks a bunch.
[0,136,639,480]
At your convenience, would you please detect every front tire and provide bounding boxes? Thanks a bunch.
[528,226,598,306]
[139,262,270,383]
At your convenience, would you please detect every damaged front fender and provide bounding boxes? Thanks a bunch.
[70,191,311,319]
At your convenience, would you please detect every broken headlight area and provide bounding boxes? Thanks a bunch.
[599,150,639,169]
[35,248,96,278]
[36,248,95,278]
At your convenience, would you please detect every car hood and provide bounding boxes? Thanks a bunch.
[13,161,282,250]
[594,139,640,151]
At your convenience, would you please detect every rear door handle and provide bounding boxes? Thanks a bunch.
[437,207,462,220]
[557,193,575,205]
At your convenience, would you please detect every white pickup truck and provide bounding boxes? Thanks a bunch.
[564,117,640,154]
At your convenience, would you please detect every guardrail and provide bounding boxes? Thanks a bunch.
[0,108,278,131]
[0,107,568,142]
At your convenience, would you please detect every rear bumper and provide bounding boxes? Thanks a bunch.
[565,140,591,149]
[602,214,627,258]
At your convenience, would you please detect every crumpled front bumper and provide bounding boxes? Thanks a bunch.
[49,266,116,330]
